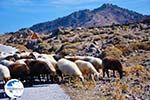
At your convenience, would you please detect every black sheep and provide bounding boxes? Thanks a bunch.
[102,57,123,79]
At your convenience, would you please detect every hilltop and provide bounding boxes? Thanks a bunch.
[29,3,146,34]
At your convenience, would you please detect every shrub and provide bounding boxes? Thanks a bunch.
[130,41,150,51]
[103,46,123,58]
[39,42,50,49]
[62,48,78,55]
[116,44,131,56]
[124,65,144,76]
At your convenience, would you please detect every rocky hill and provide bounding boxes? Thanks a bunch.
[1,21,150,67]
[0,21,150,99]
[30,3,146,34]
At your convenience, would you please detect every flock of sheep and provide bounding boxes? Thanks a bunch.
[0,51,124,86]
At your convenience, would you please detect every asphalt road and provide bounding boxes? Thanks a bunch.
[0,84,71,100]
[20,84,71,100]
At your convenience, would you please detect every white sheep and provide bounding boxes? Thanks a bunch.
[30,52,41,59]
[41,54,57,68]
[20,52,31,57]
[31,53,57,67]
[15,59,27,65]
[75,60,100,82]
[83,56,103,73]
[65,56,85,61]
[57,58,84,83]
[36,58,56,73]
[0,64,11,83]
[15,52,33,59]
[65,56,103,73]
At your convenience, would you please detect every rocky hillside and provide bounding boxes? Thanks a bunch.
[1,21,150,67]
[0,21,150,100]
[30,3,146,34]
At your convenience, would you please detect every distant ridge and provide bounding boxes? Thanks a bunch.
[30,3,147,34]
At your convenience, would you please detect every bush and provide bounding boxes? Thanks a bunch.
[124,65,144,76]
[39,42,50,49]
[61,48,78,55]
[130,41,150,51]
[116,44,131,56]
[103,46,123,58]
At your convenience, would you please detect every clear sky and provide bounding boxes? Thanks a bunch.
[0,0,150,34]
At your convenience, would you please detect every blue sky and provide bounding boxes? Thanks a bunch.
[0,0,150,33]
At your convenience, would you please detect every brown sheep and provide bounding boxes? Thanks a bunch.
[25,59,55,83]
[102,57,123,79]
[8,63,30,81]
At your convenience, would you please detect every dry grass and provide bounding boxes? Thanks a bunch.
[39,42,50,48]
[115,44,131,56]
[61,79,97,100]
[130,41,150,51]
[124,65,144,75]
[123,65,150,81]
[8,43,30,52]
[64,42,81,48]
[62,48,78,55]
[104,46,123,59]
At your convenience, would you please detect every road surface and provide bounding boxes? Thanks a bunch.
[19,84,71,100]
[0,84,71,100]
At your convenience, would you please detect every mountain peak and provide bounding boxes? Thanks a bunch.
[93,3,120,12]
[101,3,115,8]
[30,4,145,34]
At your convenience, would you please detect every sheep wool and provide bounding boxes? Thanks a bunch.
[57,58,84,81]
[0,64,10,81]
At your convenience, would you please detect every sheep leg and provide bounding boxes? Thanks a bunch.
[79,77,85,87]
[118,70,123,79]
[27,76,33,86]
[98,69,102,75]
[90,74,96,85]
[61,75,64,83]
[38,75,41,83]
[56,69,63,82]
[70,76,73,82]
[32,76,34,85]
[54,75,61,84]
[106,70,109,78]
[50,75,54,83]
[70,76,75,83]
[103,68,106,77]
[113,70,116,77]
[68,76,71,84]
[84,74,88,80]
[46,74,49,82]
[41,74,44,80]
